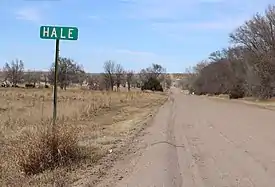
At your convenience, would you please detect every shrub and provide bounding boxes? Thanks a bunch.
[141,77,163,92]
[15,123,84,175]
[229,85,245,99]
[25,84,35,88]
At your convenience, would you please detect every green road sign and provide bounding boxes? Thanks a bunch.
[40,26,78,40]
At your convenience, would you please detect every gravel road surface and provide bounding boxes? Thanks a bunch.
[111,88,275,187]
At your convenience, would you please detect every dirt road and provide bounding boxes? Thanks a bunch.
[101,88,275,187]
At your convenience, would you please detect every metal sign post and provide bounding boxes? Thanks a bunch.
[39,25,78,135]
[53,39,59,131]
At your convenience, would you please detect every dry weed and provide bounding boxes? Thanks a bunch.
[15,122,83,175]
[0,87,167,186]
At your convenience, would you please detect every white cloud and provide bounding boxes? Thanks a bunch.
[110,49,161,67]
[124,0,273,40]
[15,7,42,23]
[119,0,136,3]
[190,20,246,30]
[14,2,51,23]
[87,47,176,70]
[152,18,246,32]
[123,0,272,23]
[123,0,230,20]
[87,15,101,21]
[115,49,157,57]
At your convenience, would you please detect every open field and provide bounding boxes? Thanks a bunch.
[102,88,275,187]
[202,94,275,110]
[0,87,167,186]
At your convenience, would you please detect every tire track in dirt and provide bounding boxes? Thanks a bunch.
[99,88,275,187]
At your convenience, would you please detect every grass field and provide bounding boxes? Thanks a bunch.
[0,87,167,186]
[204,93,275,110]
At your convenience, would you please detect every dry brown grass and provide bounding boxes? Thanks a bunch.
[0,87,167,186]
[205,93,275,110]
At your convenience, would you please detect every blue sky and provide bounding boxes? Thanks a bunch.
[0,0,273,73]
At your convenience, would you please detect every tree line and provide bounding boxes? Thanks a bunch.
[1,58,172,91]
[184,5,275,99]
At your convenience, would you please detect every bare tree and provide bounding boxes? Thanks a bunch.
[164,76,172,89]
[24,70,40,86]
[139,63,166,83]
[3,59,24,86]
[139,68,150,84]
[183,62,209,92]
[24,70,33,84]
[74,64,86,86]
[139,64,166,91]
[42,73,48,85]
[48,57,85,90]
[126,70,134,91]
[192,60,209,75]
[185,5,275,99]
[87,74,100,90]
[114,63,124,91]
[103,60,115,91]
[151,64,166,80]
[230,5,275,98]
[209,49,227,62]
